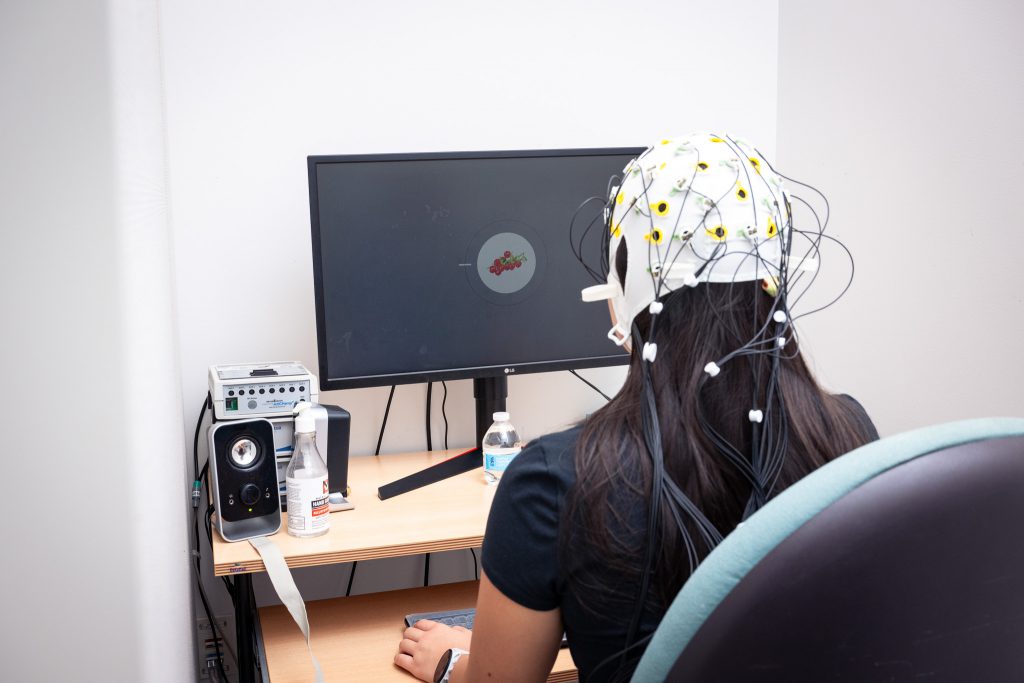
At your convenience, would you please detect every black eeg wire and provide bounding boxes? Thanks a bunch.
[193,504,231,683]
[623,340,664,653]
[191,395,231,682]
[441,381,449,450]
[469,547,480,581]
[569,195,614,284]
[247,577,262,679]
[755,151,855,323]
[575,145,847,677]
[758,150,831,228]
[203,503,237,600]
[569,369,612,402]
[374,384,396,456]
[622,318,726,657]
[683,168,810,512]
[570,166,639,286]
[790,232,855,322]
[425,382,433,452]
[192,394,210,489]
[586,210,727,673]
[633,152,793,489]
[721,134,759,228]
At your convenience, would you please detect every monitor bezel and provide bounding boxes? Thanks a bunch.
[307,146,645,391]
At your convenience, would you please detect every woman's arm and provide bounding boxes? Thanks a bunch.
[395,570,563,682]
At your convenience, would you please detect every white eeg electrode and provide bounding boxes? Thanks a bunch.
[208,361,319,420]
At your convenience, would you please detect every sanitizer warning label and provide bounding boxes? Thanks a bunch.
[286,476,330,532]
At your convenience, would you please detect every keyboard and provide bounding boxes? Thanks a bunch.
[405,607,477,630]
[404,608,568,647]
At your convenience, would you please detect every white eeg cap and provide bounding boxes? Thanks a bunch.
[581,132,793,341]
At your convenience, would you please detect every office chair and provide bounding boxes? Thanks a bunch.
[632,418,1024,682]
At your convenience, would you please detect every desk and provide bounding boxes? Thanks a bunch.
[211,450,578,682]
[260,580,577,682]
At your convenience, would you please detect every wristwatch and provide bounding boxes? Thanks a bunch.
[433,647,468,683]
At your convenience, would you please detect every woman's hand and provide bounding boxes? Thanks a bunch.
[395,619,472,681]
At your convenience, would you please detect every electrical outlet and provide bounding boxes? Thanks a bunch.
[199,651,233,682]
[197,616,237,682]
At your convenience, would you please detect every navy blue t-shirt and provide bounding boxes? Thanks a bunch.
[481,398,878,682]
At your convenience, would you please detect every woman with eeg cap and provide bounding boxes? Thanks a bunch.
[395,132,879,683]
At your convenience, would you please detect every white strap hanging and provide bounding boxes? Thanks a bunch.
[248,536,324,683]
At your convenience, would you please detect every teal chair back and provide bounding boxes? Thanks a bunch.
[631,418,1024,682]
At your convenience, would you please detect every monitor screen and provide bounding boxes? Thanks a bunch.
[308,148,644,390]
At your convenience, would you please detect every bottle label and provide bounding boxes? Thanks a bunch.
[286,475,330,533]
[483,446,521,474]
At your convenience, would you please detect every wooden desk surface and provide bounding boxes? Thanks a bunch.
[213,450,495,576]
[260,580,577,683]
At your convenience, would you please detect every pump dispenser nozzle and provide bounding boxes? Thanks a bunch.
[293,401,316,434]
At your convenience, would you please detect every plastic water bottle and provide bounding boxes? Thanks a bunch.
[482,411,523,484]
[286,402,330,537]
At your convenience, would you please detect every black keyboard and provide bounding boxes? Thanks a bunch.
[404,608,568,647]
[405,607,476,630]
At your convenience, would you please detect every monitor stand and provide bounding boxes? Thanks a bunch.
[473,375,508,449]
[377,375,508,500]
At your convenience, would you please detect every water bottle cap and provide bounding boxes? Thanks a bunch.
[492,411,510,422]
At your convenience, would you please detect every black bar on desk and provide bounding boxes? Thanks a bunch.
[378,448,482,500]
[237,573,255,683]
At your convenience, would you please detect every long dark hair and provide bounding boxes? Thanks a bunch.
[564,281,875,672]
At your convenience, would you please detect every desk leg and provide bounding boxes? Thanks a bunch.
[237,573,255,683]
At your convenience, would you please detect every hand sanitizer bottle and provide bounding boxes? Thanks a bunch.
[286,402,330,537]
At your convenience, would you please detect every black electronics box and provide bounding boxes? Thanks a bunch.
[320,403,351,496]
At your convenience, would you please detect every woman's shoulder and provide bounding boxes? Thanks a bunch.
[523,424,584,460]
[506,424,583,488]
[482,425,582,611]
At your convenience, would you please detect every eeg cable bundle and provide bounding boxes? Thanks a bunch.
[571,132,853,672]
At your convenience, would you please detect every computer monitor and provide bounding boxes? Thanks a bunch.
[307,147,643,444]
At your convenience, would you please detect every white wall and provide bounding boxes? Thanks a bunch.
[161,0,780,458]
[0,1,192,681]
[159,0,779,657]
[777,0,1024,435]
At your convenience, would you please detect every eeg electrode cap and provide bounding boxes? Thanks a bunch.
[582,132,793,341]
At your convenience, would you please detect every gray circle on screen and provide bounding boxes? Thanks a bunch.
[477,232,536,294]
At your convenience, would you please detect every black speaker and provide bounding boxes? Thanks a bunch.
[208,418,282,542]
[317,403,351,497]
